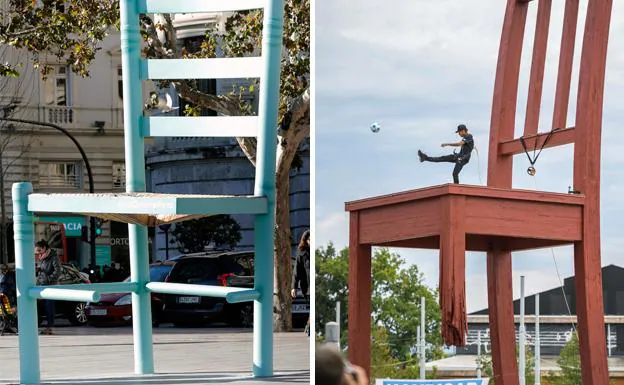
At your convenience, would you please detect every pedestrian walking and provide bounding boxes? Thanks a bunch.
[292,229,310,336]
[35,239,61,335]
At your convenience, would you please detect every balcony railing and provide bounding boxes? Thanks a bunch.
[6,105,125,129]
[46,106,74,125]
[39,174,82,189]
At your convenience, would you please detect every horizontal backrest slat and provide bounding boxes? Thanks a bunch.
[142,116,258,138]
[138,0,263,14]
[141,58,263,80]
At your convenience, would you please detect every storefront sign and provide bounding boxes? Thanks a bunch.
[96,245,112,266]
[36,216,85,237]
[110,237,130,246]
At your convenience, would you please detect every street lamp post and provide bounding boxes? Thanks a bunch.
[0,133,6,264]
[0,117,97,267]
[159,223,172,260]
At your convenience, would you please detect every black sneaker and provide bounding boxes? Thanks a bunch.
[418,150,426,162]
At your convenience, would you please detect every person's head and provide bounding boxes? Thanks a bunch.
[0,264,7,274]
[315,345,346,385]
[456,123,468,137]
[34,239,50,258]
[299,229,310,251]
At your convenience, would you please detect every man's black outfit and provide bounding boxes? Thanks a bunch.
[0,270,16,304]
[418,130,474,184]
[293,247,310,299]
[37,249,61,329]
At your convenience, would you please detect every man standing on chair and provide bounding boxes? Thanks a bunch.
[418,124,474,184]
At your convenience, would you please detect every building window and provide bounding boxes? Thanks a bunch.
[113,161,126,188]
[44,66,69,106]
[39,162,82,189]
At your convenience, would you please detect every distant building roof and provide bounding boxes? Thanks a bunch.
[470,264,624,316]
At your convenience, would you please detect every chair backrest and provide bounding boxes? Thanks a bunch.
[486,0,614,194]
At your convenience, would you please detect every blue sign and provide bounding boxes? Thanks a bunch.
[95,245,112,266]
[36,216,85,237]
[376,380,488,385]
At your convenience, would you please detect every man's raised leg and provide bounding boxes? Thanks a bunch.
[418,150,457,163]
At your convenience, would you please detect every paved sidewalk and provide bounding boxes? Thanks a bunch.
[0,326,310,385]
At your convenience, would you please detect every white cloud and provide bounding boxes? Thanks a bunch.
[316,211,349,248]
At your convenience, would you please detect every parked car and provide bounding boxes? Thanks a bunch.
[85,261,176,326]
[162,251,256,328]
[38,263,92,326]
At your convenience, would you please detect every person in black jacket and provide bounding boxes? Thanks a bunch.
[292,230,310,299]
[35,239,62,335]
[0,264,15,303]
[292,230,310,335]
[417,124,475,184]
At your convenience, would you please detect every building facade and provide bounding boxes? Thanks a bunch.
[1,12,309,268]
[459,264,624,357]
[145,13,310,260]
[0,32,152,268]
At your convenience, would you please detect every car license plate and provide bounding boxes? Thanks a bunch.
[292,304,309,314]
[177,296,201,304]
[90,309,107,316]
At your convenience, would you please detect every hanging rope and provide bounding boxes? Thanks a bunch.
[474,146,484,186]
[520,128,562,176]
[529,174,578,337]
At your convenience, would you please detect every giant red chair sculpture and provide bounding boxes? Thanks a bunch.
[345,0,613,383]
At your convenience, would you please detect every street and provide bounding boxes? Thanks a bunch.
[0,324,310,385]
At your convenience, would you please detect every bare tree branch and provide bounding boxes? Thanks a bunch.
[235,137,258,166]
[1,132,33,179]
[236,88,309,167]
[171,80,243,115]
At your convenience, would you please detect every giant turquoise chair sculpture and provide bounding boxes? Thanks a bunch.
[12,0,284,383]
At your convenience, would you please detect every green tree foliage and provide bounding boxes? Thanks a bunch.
[0,0,119,77]
[545,334,581,385]
[316,243,444,362]
[170,215,241,254]
[1,0,309,331]
[476,344,535,385]
[371,326,438,382]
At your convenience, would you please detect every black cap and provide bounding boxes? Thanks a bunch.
[456,124,467,133]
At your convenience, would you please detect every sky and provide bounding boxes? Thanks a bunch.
[315,0,624,312]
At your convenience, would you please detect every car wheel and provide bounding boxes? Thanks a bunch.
[67,302,88,326]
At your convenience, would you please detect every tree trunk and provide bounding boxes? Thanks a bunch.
[273,162,293,331]
[272,122,309,331]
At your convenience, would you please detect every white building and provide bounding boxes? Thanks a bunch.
[1,11,309,267]
[1,30,154,268]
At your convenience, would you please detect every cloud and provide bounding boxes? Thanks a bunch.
[316,211,348,248]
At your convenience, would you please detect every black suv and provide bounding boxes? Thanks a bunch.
[162,251,255,327]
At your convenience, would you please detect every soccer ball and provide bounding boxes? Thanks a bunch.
[370,122,381,133]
